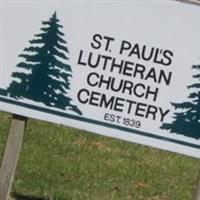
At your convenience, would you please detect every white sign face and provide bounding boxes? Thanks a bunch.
[1,0,200,158]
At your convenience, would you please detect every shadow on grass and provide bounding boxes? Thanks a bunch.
[13,193,49,200]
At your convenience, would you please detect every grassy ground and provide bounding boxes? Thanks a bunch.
[0,111,200,200]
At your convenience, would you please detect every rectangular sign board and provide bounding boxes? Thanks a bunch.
[1,0,200,158]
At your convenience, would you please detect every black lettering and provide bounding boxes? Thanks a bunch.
[135,103,147,118]
[104,113,109,121]
[129,43,141,59]
[114,98,125,112]
[122,81,134,95]
[91,34,102,49]
[133,83,145,98]
[78,89,89,104]
[100,94,115,109]
[103,35,115,51]
[110,114,115,122]
[110,78,123,92]
[145,105,158,121]
[142,45,154,61]
[88,52,101,68]
[126,99,137,114]
[111,58,124,74]
[158,70,172,86]
[89,91,100,106]
[123,61,134,76]
[153,48,163,65]
[145,86,159,101]
[77,50,87,66]
[133,64,145,79]
[159,108,170,122]
[87,72,99,87]
[99,75,112,89]
[119,40,131,54]
[163,50,173,66]
[145,68,157,83]
[101,55,112,70]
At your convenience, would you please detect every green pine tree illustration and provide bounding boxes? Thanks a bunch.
[161,65,200,139]
[7,12,82,115]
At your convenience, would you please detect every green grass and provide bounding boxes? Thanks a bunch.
[0,111,200,200]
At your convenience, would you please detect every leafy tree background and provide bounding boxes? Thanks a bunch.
[6,12,82,115]
[161,65,200,139]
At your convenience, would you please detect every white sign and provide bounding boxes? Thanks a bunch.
[1,0,200,158]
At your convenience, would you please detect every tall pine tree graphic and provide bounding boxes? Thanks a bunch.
[7,12,82,115]
[161,64,200,139]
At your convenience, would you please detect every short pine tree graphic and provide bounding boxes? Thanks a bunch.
[7,12,82,115]
[161,65,200,139]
